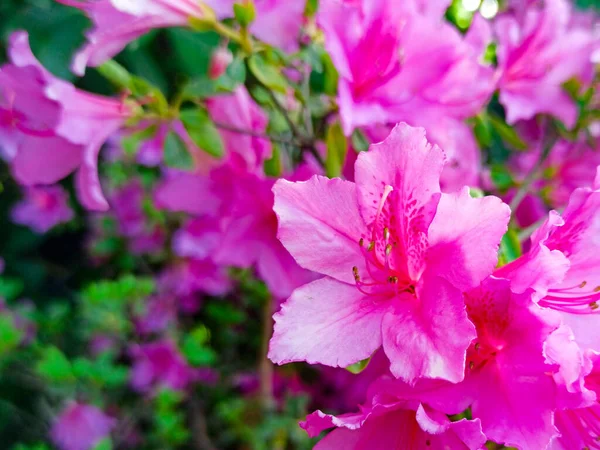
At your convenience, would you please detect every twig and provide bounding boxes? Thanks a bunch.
[509,122,558,214]
[213,121,298,146]
[189,397,217,450]
[258,294,274,411]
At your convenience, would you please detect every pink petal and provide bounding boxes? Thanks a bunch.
[273,176,368,284]
[382,275,475,383]
[354,123,444,281]
[269,277,386,368]
[427,188,510,292]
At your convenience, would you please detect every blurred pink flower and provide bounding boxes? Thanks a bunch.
[317,0,494,135]
[206,0,306,51]
[59,0,209,75]
[130,340,195,393]
[208,47,233,79]
[0,31,133,210]
[11,186,74,233]
[495,0,598,127]
[269,124,510,383]
[51,402,115,450]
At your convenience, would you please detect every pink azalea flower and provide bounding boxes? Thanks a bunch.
[209,166,316,299]
[206,87,273,174]
[426,276,564,449]
[0,31,133,211]
[161,258,232,297]
[205,0,306,51]
[301,381,486,450]
[130,340,196,393]
[550,351,600,449]
[498,176,600,352]
[11,186,74,233]
[51,402,115,450]
[269,124,510,383]
[317,0,494,135]
[58,0,209,75]
[134,295,177,335]
[495,0,598,127]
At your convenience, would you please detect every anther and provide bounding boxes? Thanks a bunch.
[469,361,475,370]
[580,281,588,288]
[594,286,600,292]
[367,241,375,252]
[388,276,398,284]
[474,343,480,351]
[385,244,392,256]
[352,266,360,281]
[359,238,364,247]
[590,302,599,311]
[383,227,390,241]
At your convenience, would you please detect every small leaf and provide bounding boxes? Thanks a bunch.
[325,122,348,178]
[499,228,522,266]
[264,144,282,177]
[488,114,528,151]
[233,2,256,27]
[0,315,23,355]
[346,357,371,374]
[36,346,74,383]
[248,53,288,93]
[164,130,194,170]
[490,164,515,191]
[92,438,112,450]
[351,129,370,152]
[180,109,224,158]
[0,277,24,302]
[215,56,247,92]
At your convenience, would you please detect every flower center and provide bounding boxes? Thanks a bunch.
[351,185,414,298]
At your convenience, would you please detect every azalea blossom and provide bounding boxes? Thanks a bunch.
[498,174,600,352]
[58,0,210,75]
[51,402,115,450]
[11,185,74,234]
[495,0,598,127]
[317,0,494,135]
[269,123,510,383]
[0,31,133,210]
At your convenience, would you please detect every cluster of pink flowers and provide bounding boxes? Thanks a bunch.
[0,0,599,448]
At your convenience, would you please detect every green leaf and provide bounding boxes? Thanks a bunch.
[164,130,195,170]
[248,53,288,93]
[233,2,256,27]
[182,326,216,366]
[0,315,23,355]
[351,129,370,152]
[180,109,224,158]
[121,125,158,156]
[0,277,24,302]
[305,0,320,16]
[264,144,282,177]
[499,228,522,266]
[488,114,528,151]
[325,122,348,178]
[346,357,371,374]
[36,346,74,383]
[92,438,112,450]
[490,164,515,191]
[215,56,247,92]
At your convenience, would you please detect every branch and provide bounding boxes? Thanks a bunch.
[213,121,298,145]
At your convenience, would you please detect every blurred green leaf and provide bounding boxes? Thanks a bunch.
[0,277,24,302]
[180,108,225,158]
[351,129,370,152]
[346,357,370,374]
[499,228,522,266]
[325,122,348,178]
[233,2,256,27]
[36,346,74,383]
[488,115,528,151]
[0,316,23,356]
[248,53,288,93]
[490,164,515,191]
[164,130,195,170]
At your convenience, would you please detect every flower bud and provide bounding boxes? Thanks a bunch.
[208,47,233,80]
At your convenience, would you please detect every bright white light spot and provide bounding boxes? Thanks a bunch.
[480,0,499,18]
[462,0,481,12]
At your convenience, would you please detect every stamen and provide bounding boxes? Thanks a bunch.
[388,276,398,284]
[581,281,588,288]
[591,302,599,311]
[367,241,375,252]
[359,238,364,247]
[383,227,390,242]
[352,266,360,281]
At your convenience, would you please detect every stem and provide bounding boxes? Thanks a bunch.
[509,122,557,215]
[189,397,217,450]
[259,294,274,411]
[212,21,253,53]
[213,121,299,145]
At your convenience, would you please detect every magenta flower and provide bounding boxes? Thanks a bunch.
[51,402,115,450]
[11,186,74,234]
[206,87,272,174]
[495,0,598,127]
[301,383,486,450]
[59,0,209,75]
[269,124,510,383]
[317,0,494,135]
[0,31,133,210]
[130,340,195,393]
[205,0,306,51]
[498,179,600,353]
[550,351,600,449]
[423,276,565,449]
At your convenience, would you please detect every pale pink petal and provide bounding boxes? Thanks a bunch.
[427,188,510,292]
[381,275,475,383]
[153,172,220,216]
[273,176,368,284]
[355,123,444,281]
[269,277,387,368]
